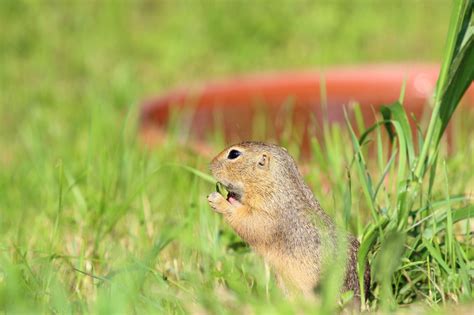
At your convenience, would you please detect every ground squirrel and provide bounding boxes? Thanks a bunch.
[207,141,370,303]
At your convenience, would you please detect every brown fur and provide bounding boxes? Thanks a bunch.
[207,141,370,303]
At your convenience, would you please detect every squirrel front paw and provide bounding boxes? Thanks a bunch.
[207,192,230,214]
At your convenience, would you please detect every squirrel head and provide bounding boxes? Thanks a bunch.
[210,141,312,211]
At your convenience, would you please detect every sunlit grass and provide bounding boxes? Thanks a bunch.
[2,95,472,314]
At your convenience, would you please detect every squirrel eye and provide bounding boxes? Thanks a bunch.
[227,149,241,160]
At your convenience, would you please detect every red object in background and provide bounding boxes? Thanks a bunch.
[140,64,474,155]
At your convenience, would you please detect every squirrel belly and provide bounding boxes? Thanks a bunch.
[207,141,370,302]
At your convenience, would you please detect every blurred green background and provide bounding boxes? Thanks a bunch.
[0,0,454,171]
[1,1,471,313]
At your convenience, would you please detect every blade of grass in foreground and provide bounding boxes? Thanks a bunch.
[157,163,216,185]
[380,101,415,166]
[344,109,378,223]
[415,0,473,178]
[442,161,455,271]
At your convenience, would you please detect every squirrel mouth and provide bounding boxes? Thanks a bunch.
[227,191,242,203]
[216,181,242,204]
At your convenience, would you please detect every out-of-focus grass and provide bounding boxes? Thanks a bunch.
[0,1,472,313]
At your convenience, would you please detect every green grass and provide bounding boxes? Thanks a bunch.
[0,0,473,314]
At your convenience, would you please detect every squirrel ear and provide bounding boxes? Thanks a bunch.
[258,153,269,168]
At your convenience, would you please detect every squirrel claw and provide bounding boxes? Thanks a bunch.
[207,192,229,214]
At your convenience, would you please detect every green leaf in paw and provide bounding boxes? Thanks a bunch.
[216,182,229,199]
